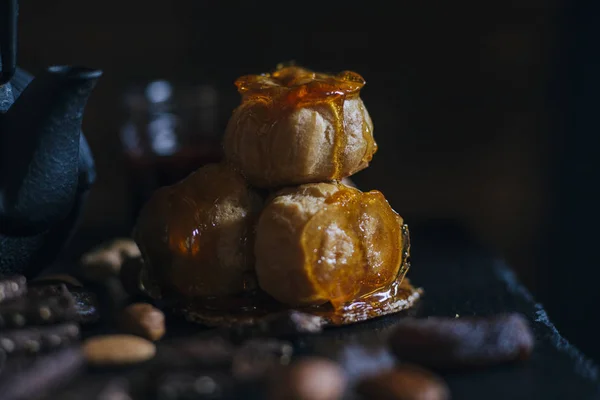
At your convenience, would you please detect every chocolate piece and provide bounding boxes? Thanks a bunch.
[232,339,293,381]
[28,283,73,299]
[0,284,76,328]
[388,314,534,369]
[31,274,83,288]
[267,357,346,400]
[47,376,132,400]
[69,288,100,324]
[155,370,236,400]
[80,238,141,282]
[160,337,235,369]
[0,275,27,304]
[83,334,156,366]
[119,303,165,341]
[0,347,84,400]
[356,365,450,400]
[0,323,80,355]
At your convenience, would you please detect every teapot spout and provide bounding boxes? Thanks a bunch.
[0,66,102,235]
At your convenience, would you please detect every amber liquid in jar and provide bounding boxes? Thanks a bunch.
[124,146,223,219]
[121,80,224,220]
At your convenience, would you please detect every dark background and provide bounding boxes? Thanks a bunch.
[14,0,600,361]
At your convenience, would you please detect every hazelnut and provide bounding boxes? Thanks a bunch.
[119,303,165,341]
[356,365,450,400]
[267,357,346,400]
[80,238,141,282]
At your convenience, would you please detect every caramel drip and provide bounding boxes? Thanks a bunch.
[329,97,346,180]
[358,100,377,164]
[236,66,365,100]
[302,184,406,309]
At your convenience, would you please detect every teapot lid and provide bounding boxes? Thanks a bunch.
[0,0,17,85]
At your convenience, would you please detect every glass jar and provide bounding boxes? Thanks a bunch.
[120,80,224,219]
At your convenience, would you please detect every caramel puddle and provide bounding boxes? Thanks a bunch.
[178,277,421,328]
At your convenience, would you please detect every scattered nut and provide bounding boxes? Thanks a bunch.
[267,357,346,400]
[109,238,142,259]
[119,303,165,341]
[80,250,123,281]
[356,365,450,400]
[83,334,156,366]
[80,238,141,282]
[388,313,534,369]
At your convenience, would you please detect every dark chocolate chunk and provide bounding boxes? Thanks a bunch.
[356,365,450,400]
[46,375,132,400]
[232,339,293,381]
[0,275,27,304]
[28,283,73,300]
[388,313,534,370]
[30,274,83,289]
[267,357,346,400]
[69,288,100,324]
[155,370,236,400]
[267,357,344,400]
[0,323,80,355]
[119,302,165,341]
[0,347,84,400]
[0,284,77,328]
[160,337,235,369]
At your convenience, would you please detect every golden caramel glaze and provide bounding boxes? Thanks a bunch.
[133,163,263,299]
[254,182,408,308]
[178,275,418,328]
[235,66,366,103]
[224,65,377,188]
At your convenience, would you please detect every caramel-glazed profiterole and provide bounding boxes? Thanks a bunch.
[133,163,262,298]
[224,65,377,188]
[133,65,419,327]
[255,182,409,308]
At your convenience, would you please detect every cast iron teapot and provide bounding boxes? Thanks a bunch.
[0,0,101,277]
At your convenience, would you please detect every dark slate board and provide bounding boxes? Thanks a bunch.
[292,224,600,399]
[41,224,600,399]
